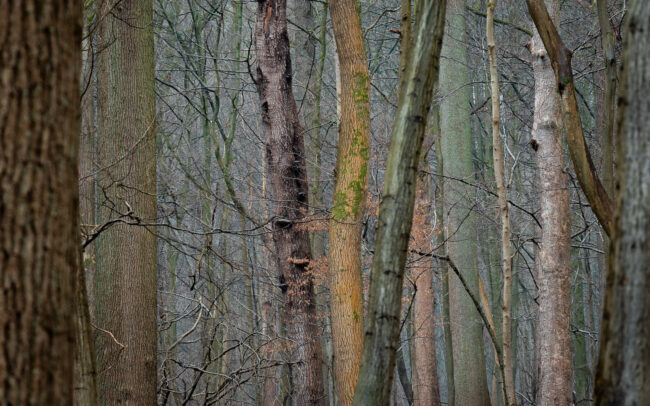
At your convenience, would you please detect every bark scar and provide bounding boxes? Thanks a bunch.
[264,3,272,35]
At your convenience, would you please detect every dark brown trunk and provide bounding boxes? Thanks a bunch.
[0,2,81,404]
[94,0,158,403]
[254,1,326,404]
[596,1,650,403]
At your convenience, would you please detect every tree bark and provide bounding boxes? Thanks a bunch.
[412,186,441,406]
[486,1,516,405]
[327,1,371,404]
[440,1,491,404]
[351,0,446,403]
[75,5,99,405]
[94,0,158,403]
[528,1,572,404]
[595,1,650,403]
[254,1,326,404]
[0,2,81,404]
[525,0,614,236]
[596,0,617,196]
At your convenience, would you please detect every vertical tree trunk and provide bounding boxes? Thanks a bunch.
[596,0,617,197]
[432,105,455,406]
[0,2,81,404]
[75,5,99,405]
[327,1,370,404]
[596,1,650,403]
[94,0,158,403]
[413,186,441,406]
[254,1,326,404]
[486,2,516,405]
[440,1,491,404]
[528,1,572,404]
[351,0,446,403]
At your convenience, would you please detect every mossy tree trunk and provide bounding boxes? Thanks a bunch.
[351,0,446,403]
[327,1,371,404]
[440,1,490,404]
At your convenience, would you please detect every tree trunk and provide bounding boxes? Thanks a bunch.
[254,1,326,404]
[528,1,572,404]
[596,0,617,197]
[413,186,441,406]
[75,5,100,405]
[525,0,613,236]
[351,0,446,403]
[94,0,158,403]
[595,1,650,403]
[440,2,490,404]
[486,2,516,405]
[0,2,81,404]
[327,1,371,404]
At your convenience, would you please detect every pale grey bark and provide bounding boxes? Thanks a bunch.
[528,1,572,404]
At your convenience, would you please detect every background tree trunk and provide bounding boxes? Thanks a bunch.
[440,1,491,404]
[528,1,572,404]
[486,1,516,404]
[0,2,81,404]
[94,0,158,403]
[596,0,650,403]
[254,1,326,404]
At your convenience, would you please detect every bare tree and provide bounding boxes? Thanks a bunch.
[351,0,446,403]
[254,1,326,403]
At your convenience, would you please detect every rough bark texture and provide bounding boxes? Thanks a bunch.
[486,2,516,405]
[595,1,650,403]
[0,1,81,404]
[526,0,613,236]
[94,0,158,403]
[254,1,326,404]
[529,1,572,404]
[351,0,446,403]
[440,2,490,404]
[327,1,370,404]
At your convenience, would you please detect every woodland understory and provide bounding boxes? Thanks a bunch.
[1,0,649,405]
